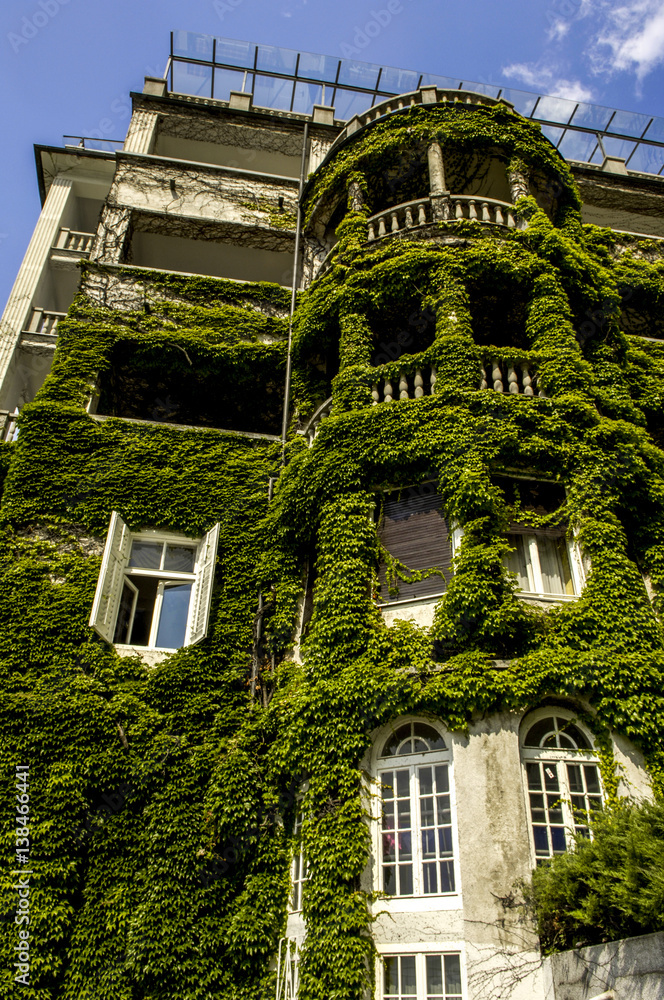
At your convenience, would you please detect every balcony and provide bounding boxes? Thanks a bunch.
[19,308,66,353]
[366,195,526,242]
[49,228,95,268]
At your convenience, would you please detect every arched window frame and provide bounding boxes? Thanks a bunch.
[520,708,604,864]
[371,718,461,905]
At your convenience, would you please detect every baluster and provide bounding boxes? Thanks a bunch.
[405,206,414,228]
[495,206,504,225]
[430,367,437,394]
[521,362,534,396]
[418,202,427,225]
[507,210,516,228]
[468,200,478,220]
[384,379,393,403]
[480,364,488,390]
[368,222,375,241]
[414,369,424,398]
[481,202,490,222]
[399,372,409,400]
[492,360,504,393]
[507,364,519,394]
[372,384,380,405]
[391,212,399,233]
[455,200,464,220]
[378,217,386,237]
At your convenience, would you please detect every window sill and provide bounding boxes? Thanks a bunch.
[517,592,577,605]
[114,644,176,666]
[374,894,462,913]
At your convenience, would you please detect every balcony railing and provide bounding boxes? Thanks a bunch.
[297,397,333,446]
[52,228,95,257]
[366,194,525,241]
[23,308,66,338]
[480,355,544,396]
[372,363,437,403]
[0,409,20,442]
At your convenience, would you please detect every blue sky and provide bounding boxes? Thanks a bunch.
[2,0,664,309]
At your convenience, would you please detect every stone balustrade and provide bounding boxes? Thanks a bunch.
[297,397,333,447]
[372,364,437,403]
[53,227,95,256]
[330,86,511,155]
[23,307,66,338]
[0,408,20,442]
[480,357,544,396]
[366,195,525,241]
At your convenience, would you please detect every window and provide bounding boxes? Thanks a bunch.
[381,953,463,1000]
[89,512,220,650]
[504,528,576,597]
[376,721,458,897]
[290,811,307,913]
[377,485,453,605]
[521,712,603,861]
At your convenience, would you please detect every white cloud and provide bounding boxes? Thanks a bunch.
[547,17,570,43]
[589,0,664,82]
[502,62,595,102]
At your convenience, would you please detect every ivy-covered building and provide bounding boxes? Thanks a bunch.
[2,32,664,1000]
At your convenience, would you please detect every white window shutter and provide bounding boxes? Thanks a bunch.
[186,523,220,646]
[89,511,132,643]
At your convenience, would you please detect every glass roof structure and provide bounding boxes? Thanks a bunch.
[168,31,664,177]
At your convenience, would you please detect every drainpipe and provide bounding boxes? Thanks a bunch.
[281,121,310,463]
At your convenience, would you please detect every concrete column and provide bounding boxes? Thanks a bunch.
[428,142,450,222]
[0,175,74,382]
[123,110,159,155]
[90,205,133,264]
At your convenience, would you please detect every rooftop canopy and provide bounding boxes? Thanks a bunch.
[167,31,664,177]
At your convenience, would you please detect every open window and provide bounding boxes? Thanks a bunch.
[377,485,453,605]
[89,512,219,650]
[496,477,584,601]
[520,710,603,863]
[374,720,458,899]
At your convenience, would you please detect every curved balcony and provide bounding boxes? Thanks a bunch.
[366,195,526,242]
[328,86,512,157]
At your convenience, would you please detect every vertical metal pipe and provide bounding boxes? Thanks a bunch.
[281,121,310,462]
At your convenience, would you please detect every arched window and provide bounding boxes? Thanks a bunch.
[375,720,458,898]
[520,710,603,861]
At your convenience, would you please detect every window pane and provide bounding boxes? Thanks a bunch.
[414,723,447,751]
[114,582,137,643]
[396,770,410,797]
[551,826,567,852]
[129,540,162,568]
[444,954,463,996]
[155,582,192,648]
[398,864,413,895]
[401,956,416,995]
[439,860,455,892]
[129,576,160,646]
[537,535,572,595]
[384,957,399,996]
[426,955,443,995]
[524,718,556,749]
[504,534,531,590]
[584,765,601,794]
[423,860,438,893]
[163,544,196,572]
[383,864,396,894]
[533,825,550,854]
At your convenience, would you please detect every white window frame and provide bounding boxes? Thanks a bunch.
[289,810,308,914]
[504,526,584,602]
[372,719,461,912]
[376,946,466,1000]
[520,708,604,865]
[89,511,220,651]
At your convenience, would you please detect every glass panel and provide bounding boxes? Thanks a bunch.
[163,544,196,573]
[551,825,567,852]
[398,831,412,860]
[129,576,160,646]
[584,765,600,794]
[607,109,654,139]
[253,74,294,111]
[398,864,413,895]
[382,724,412,757]
[214,38,255,68]
[256,44,298,74]
[384,957,399,997]
[334,90,374,120]
[567,764,583,793]
[504,534,532,591]
[426,954,443,995]
[543,765,559,791]
[172,31,214,60]
[533,825,549,854]
[499,89,540,117]
[540,125,565,147]
[401,956,416,995]
[297,51,340,82]
[155,582,192,648]
[538,535,570,594]
[378,66,420,94]
[439,860,455,892]
[568,102,614,131]
[435,765,449,793]
[383,865,396,894]
[172,61,213,99]
[625,143,664,175]
[525,718,557,749]
[414,723,446,751]
[129,540,162,569]
[444,954,463,996]
[419,766,433,795]
[558,130,599,163]
[213,68,246,103]
[463,82,500,98]
[419,72,461,90]
[602,137,638,162]
[292,81,324,115]
[396,770,410,797]
[337,60,380,90]
[535,96,579,124]
[559,719,589,749]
